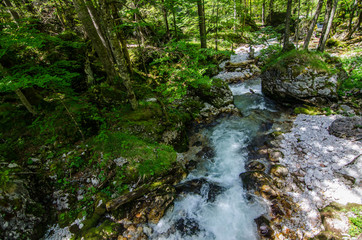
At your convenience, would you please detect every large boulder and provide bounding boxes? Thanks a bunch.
[261,52,346,105]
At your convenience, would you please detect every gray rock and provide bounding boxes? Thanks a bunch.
[261,65,342,105]
[328,116,362,140]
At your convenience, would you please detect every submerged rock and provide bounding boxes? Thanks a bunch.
[175,178,225,202]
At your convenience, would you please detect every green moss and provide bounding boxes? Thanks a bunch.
[294,105,321,115]
[81,220,120,240]
[262,49,335,75]
[271,131,283,138]
[91,131,177,179]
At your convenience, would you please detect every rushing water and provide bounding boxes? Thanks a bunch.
[150,75,279,239]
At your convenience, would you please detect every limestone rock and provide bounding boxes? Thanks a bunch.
[261,64,343,105]
[328,116,362,141]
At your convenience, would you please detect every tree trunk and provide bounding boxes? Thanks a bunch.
[303,0,324,50]
[74,0,138,110]
[215,0,219,50]
[161,0,170,36]
[3,0,21,24]
[262,0,266,25]
[0,63,37,115]
[317,0,332,50]
[171,0,178,40]
[283,0,293,51]
[197,0,207,48]
[108,2,133,73]
[306,0,310,18]
[269,0,274,23]
[345,9,362,40]
[15,89,37,115]
[295,0,301,49]
[233,0,237,32]
[318,0,338,52]
[250,0,252,16]
[348,0,357,31]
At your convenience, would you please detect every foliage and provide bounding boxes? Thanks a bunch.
[0,168,10,189]
[338,53,362,96]
[349,206,362,237]
[257,44,282,64]
[0,20,85,93]
[149,40,231,103]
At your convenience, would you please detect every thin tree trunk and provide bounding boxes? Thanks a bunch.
[283,0,293,51]
[318,0,338,52]
[197,0,207,48]
[306,0,310,18]
[3,0,21,24]
[15,89,37,115]
[250,0,252,16]
[295,0,301,49]
[161,0,170,36]
[74,0,138,110]
[215,0,219,50]
[269,0,274,23]
[109,2,133,73]
[262,0,266,25]
[171,0,178,40]
[317,0,332,50]
[233,0,237,32]
[345,9,362,40]
[348,0,357,31]
[133,2,145,47]
[303,0,324,50]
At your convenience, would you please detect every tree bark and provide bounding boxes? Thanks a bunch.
[215,0,219,50]
[0,63,37,115]
[269,0,274,23]
[295,0,301,49]
[233,0,237,32]
[197,0,207,48]
[161,0,170,36]
[171,0,178,40]
[318,0,338,52]
[283,0,293,51]
[348,0,357,31]
[15,89,37,115]
[262,0,266,25]
[74,0,138,110]
[3,0,21,24]
[345,9,362,40]
[303,0,324,50]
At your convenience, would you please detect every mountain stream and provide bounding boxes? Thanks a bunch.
[149,44,281,240]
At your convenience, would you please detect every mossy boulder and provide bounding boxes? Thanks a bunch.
[261,50,347,105]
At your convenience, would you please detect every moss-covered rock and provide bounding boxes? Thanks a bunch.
[261,50,347,105]
[0,164,50,240]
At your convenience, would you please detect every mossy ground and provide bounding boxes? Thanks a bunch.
[262,49,335,75]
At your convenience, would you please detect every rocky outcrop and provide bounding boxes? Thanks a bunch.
[0,163,51,240]
[262,66,341,105]
[261,53,348,105]
[185,78,240,124]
